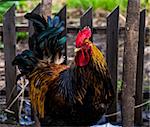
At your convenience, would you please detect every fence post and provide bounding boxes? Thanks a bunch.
[28,3,41,46]
[106,6,119,122]
[135,9,146,126]
[28,4,42,126]
[80,7,93,41]
[56,5,67,64]
[3,4,18,119]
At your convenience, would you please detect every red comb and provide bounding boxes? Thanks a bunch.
[76,26,91,47]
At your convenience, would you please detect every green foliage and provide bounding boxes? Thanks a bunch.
[143,85,150,91]
[16,1,31,12]
[142,0,150,14]
[67,0,149,12]
[15,0,40,12]
[0,1,40,23]
[117,80,150,91]
[143,99,150,114]
[117,80,123,91]
[0,1,15,22]
[0,40,4,49]
[0,32,27,49]
[17,32,28,40]
[67,0,126,11]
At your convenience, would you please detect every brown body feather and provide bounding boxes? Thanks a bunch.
[28,61,68,118]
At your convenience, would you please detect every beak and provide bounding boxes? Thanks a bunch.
[74,48,81,53]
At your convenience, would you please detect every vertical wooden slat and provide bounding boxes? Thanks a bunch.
[29,3,41,36]
[56,5,67,64]
[106,6,119,122]
[28,3,41,49]
[80,7,93,41]
[3,4,18,119]
[135,9,146,126]
[28,4,41,124]
[28,3,41,50]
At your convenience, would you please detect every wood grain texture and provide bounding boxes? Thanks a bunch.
[3,4,18,119]
[122,0,140,126]
[56,5,67,64]
[28,3,41,37]
[106,6,119,122]
[80,7,93,41]
[135,9,146,126]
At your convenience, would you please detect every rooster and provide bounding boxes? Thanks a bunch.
[12,13,114,126]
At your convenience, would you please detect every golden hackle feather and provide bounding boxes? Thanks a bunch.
[77,39,114,111]
[90,42,114,108]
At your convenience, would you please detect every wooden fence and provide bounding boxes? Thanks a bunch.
[0,4,147,125]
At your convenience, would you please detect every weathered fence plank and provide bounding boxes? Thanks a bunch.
[29,3,41,36]
[106,6,119,121]
[3,4,18,119]
[56,5,67,64]
[135,9,146,126]
[28,3,41,50]
[28,4,42,126]
[80,7,93,41]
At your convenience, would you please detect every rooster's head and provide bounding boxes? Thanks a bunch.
[75,26,92,67]
[12,50,38,75]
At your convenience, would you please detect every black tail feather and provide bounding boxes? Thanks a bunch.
[25,13,66,62]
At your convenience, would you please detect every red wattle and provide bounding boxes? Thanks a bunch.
[75,49,90,67]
